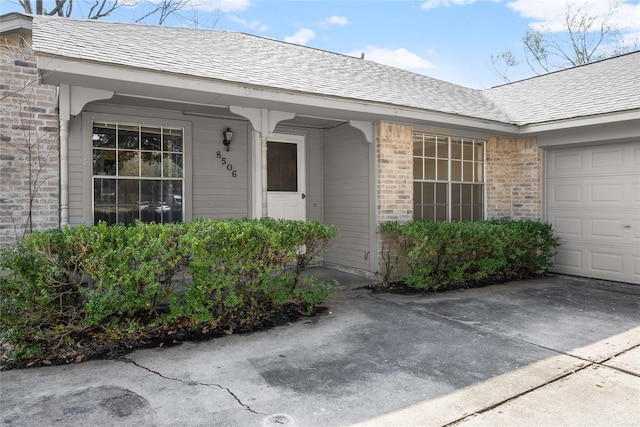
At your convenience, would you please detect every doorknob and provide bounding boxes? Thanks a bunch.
[301,193,306,199]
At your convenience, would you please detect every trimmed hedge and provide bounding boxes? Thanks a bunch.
[379,220,559,291]
[0,219,337,363]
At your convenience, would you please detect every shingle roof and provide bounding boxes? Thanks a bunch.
[482,51,640,125]
[30,15,512,124]
[30,15,640,127]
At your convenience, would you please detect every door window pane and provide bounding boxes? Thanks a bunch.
[267,141,298,192]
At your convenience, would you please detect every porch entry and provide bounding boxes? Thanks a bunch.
[266,137,306,220]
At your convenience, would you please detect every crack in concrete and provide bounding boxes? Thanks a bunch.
[120,357,266,415]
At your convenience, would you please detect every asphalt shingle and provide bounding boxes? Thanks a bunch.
[30,15,640,127]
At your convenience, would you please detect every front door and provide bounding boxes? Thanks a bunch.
[266,137,306,220]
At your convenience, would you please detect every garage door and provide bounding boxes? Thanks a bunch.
[546,141,640,284]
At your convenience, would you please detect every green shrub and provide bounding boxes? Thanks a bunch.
[378,220,559,291]
[0,219,337,364]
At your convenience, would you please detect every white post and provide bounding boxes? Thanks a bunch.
[59,118,70,227]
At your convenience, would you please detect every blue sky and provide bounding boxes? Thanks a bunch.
[2,0,639,88]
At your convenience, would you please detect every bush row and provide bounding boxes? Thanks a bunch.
[0,219,337,363]
[378,220,559,291]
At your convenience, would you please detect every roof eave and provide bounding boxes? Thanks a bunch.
[36,53,521,135]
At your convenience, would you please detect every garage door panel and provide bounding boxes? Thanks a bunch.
[546,141,640,284]
[548,177,636,210]
[548,145,631,177]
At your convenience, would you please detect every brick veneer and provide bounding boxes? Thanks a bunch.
[375,124,543,277]
[376,122,414,224]
[485,136,542,221]
[0,31,60,248]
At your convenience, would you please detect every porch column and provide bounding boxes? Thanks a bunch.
[261,136,268,217]
[59,118,70,227]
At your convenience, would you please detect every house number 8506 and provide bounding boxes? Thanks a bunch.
[216,151,238,178]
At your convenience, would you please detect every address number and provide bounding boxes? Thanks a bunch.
[217,151,238,178]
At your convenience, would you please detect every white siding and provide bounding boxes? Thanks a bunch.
[191,118,249,219]
[323,125,371,271]
[70,104,251,224]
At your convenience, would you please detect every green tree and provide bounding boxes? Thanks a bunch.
[491,0,636,82]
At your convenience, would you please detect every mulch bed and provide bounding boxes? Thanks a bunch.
[1,301,322,371]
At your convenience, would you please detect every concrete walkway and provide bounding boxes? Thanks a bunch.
[1,270,639,426]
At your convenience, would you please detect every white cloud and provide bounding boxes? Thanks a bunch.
[228,15,268,31]
[189,0,252,13]
[506,0,640,33]
[326,15,349,26]
[346,46,435,71]
[421,0,477,10]
[284,28,316,45]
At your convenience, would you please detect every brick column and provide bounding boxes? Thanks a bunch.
[485,136,542,220]
[376,122,414,224]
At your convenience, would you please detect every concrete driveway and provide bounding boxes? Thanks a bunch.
[1,271,639,426]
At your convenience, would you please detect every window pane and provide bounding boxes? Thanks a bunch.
[435,205,447,221]
[475,162,484,182]
[451,183,461,205]
[461,205,472,221]
[164,129,183,152]
[141,127,162,151]
[118,125,139,149]
[463,161,473,182]
[93,124,116,148]
[94,178,116,205]
[267,142,298,192]
[118,206,138,226]
[118,179,139,205]
[451,160,462,181]
[475,142,484,161]
[423,182,434,205]
[413,158,423,180]
[436,140,448,159]
[118,150,139,176]
[424,138,436,157]
[437,159,448,180]
[164,181,183,224]
[93,149,116,175]
[435,183,447,204]
[413,182,422,205]
[141,152,161,177]
[450,139,462,160]
[462,184,472,204]
[164,153,183,178]
[462,141,474,160]
[425,158,436,180]
[413,138,423,156]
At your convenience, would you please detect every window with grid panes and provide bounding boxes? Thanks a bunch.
[413,133,484,221]
[92,122,184,225]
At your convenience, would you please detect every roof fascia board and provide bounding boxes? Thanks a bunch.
[37,54,520,135]
[0,13,32,34]
[533,115,640,147]
[520,110,640,134]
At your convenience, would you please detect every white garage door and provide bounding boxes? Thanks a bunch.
[546,141,640,284]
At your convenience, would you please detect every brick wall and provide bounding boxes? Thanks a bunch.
[376,122,413,277]
[485,136,542,220]
[376,122,413,224]
[0,30,60,248]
